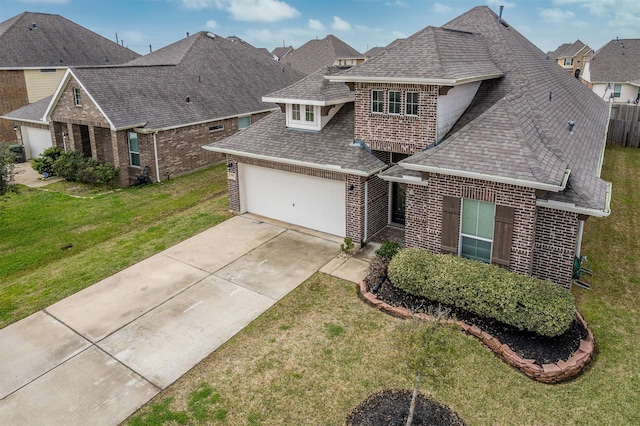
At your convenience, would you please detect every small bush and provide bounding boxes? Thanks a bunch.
[32,146,63,176]
[48,151,119,186]
[52,151,85,181]
[387,248,575,337]
[341,237,355,253]
[375,240,401,259]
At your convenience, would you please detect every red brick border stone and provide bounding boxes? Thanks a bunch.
[359,281,594,384]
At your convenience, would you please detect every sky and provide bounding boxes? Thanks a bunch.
[1,0,639,56]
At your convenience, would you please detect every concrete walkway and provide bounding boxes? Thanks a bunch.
[0,215,375,425]
[12,160,63,188]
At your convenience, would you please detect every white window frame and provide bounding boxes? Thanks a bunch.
[459,198,495,263]
[564,58,573,66]
[405,91,419,116]
[388,90,401,115]
[73,87,82,106]
[305,105,314,122]
[371,90,384,113]
[238,115,251,130]
[291,104,301,121]
[613,83,622,98]
[128,132,140,167]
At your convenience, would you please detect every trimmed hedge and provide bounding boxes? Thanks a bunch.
[387,248,575,337]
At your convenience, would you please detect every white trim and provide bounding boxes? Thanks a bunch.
[378,173,428,186]
[202,146,385,177]
[262,96,354,106]
[399,162,570,192]
[0,116,49,125]
[326,73,504,86]
[0,66,68,71]
[134,108,278,133]
[153,132,161,183]
[536,183,612,218]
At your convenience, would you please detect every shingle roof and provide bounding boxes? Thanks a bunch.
[549,39,588,59]
[401,6,610,211]
[283,35,363,75]
[272,46,294,60]
[588,39,640,83]
[263,66,354,104]
[0,12,139,68]
[1,95,51,122]
[64,32,305,129]
[334,26,503,83]
[204,103,385,176]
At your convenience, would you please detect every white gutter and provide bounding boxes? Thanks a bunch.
[133,108,278,133]
[153,132,161,183]
[261,96,354,106]
[0,66,67,71]
[536,182,612,218]
[399,162,570,192]
[378,173,429,187]
[326,73,503,86]
[202,146,385,177]
[575,219,585,257]
[0,116,49,126]
[597,103,612,176]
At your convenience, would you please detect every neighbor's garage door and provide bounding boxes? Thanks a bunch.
[21,126,52,160]
[239,164,346,237]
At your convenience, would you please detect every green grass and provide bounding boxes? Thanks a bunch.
[0,164,231,328]
[125,147,640,425]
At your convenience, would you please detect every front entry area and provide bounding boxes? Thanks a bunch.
[239,164,346,237]
[391,182,406,225]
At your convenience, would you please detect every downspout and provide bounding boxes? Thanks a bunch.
[153,131,161,183]
[575,219,585,257]
[62,132,67,152]
[364,180,369,242]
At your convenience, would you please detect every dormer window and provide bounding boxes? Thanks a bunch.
[305,105,314,122]
[292,104,301,120]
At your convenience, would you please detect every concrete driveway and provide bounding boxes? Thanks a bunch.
[0,215,371,425]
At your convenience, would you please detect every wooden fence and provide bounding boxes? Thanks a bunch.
[606,104,640,147]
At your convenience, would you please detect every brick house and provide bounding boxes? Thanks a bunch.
[282,35,364,75]
[547,39,592,80]
[205,6,611,289]
[7,32,303,186]
[0,12,138,148]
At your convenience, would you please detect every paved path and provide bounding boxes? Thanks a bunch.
[0,215,374,425]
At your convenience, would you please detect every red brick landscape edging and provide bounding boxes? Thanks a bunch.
[358,281,594,384]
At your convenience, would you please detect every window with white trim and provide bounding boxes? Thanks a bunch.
[292,104,301,121]
[73,88,82,106]
[460,199,495,263]
[388,91,401,114]
[613,83,622,98]
[371,90,384,113]
[238,115,251,130]
[406,92,419,116]
[128,132,140,167]
[564,58,573,66]
[305,105,314,122]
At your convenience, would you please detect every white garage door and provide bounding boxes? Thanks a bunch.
[21,126,52,160]
[240,164,346,237]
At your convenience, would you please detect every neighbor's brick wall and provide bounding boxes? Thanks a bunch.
[354,82,438,154]
[405,173,537,277]
[367,175,389,239]
[532,206,577,288]
[0,70,29,143]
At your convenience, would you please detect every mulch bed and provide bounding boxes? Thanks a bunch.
[347,389,466,426]
[365,271,588,366]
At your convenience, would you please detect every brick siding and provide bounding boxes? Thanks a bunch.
[366,175,389,239]
[532,206,577,288]
[0,71,29,143]
[354,82,438,154]
[405,173,537,277]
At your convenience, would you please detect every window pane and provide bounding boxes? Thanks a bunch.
[305,105,314,122]
[406,92,418,115]
[130,152,140,167]
[477,201,495,239]
[461,199,478,235]
[238,116,251,129]
[128,133,138,152]
[372,90,384,113]
[292,104,300,120]
[389,91,400,114]
[461,236,492,263]
[614,84,622,97]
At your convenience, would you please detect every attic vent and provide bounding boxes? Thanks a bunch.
[186,96,191,103]
[30,22,38,30]
[207,32,216,39]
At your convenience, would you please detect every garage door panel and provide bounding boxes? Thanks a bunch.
[240,164,345,237]
[21,127,52,160]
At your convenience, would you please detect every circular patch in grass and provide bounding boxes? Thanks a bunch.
[347,389,465,426]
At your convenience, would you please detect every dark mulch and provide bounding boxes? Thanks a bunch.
[347,389,466,426]
[365,271,588,365]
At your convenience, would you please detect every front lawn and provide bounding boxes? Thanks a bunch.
[0,164,230,328]
[126,147,640,425]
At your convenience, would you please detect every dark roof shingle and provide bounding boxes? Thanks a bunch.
[588,39,640,83]
[283,35,363,75]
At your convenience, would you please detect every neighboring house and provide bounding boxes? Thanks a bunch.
[282,35,364,74]
[582,38,640,103]
[5,31,303,186]
[548,39,592,79]
[205,6,611,289]
[364,39,405,60]
[0,11,139,146]
[271,46,294,61]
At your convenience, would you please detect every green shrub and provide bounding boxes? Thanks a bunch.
[32,146,63,176]
[52,151,85,181]
[76,159,119,185]
[375,240,401,259]
[387,248,575,337]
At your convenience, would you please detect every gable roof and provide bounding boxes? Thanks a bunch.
[0,12,139,68]
[48,32,305,130]
[549,39,589,59]
[400,6,610,214]
[263,66,354,105]
[588,38,640,84]
[272,46,294,60]
[203,103,385,176]
[0,95,51,124]
[330,26,503,85]
[283,35,363,75]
